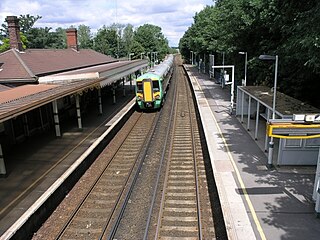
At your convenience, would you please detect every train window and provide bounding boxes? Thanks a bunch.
[137,82,143,92]
[153,81,160,91]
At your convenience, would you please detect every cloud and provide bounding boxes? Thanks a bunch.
[0,0,213,47]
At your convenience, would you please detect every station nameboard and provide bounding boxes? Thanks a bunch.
[267,122,320,139]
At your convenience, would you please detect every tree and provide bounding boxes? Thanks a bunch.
[0,32,28,52]
[78,24,93,49]
[0,14,41,38]
[179,0,320,107]
[122,24,134,57]
[93,25,118,56]
[134,24,169,60]
[26,27,65,49]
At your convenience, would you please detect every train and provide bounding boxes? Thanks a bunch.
[135,54,174,110]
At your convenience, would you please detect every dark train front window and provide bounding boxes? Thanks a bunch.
[153,81,160,91]
[137,82,143,92]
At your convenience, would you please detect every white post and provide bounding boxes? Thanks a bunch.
[203,53,206,73]
[313,148,320,201]
[0,144,6,176]
[264,109,270,152]
[247,96,251,131]
[76,94,82,130]
[231,66,235,111]
[255,101,260,140]
[98,88,103,115]
[267,55,278,168]
[244,52,247,86]
[52,100,61,137]
[191,51,194,65]
[241,90,244,123]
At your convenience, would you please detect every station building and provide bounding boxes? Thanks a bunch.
[0,16,147,177]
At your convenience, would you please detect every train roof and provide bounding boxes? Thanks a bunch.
[137,54,173,80]
[136,72,160,81]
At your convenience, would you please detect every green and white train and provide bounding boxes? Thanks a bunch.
[135,54,174,110]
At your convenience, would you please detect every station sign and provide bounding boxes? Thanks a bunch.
[267,115,320,139]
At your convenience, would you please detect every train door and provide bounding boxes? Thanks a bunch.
[143,79,153,102]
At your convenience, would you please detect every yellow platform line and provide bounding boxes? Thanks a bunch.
[193,74,267,240]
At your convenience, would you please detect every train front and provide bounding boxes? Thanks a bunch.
[135,73,162,109]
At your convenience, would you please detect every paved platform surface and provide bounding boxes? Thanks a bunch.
[0,87,135,236]
[185,65,320,240]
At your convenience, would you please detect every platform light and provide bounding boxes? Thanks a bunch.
[259,54,278,168]
[238,51,247,86]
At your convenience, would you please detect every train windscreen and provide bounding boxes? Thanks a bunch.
[137,82,143,92]
[153,81,160,91]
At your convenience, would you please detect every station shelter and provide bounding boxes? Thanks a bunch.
[236,85,320,166]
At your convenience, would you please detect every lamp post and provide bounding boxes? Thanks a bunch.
[191,51,194,65]
[239,51,247,86]
[154,51,158,65]
[259,54,278,168]
[151,52,157,67]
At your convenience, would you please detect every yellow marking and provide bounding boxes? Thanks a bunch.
[192,75,267,240]
[0,101,128,217]
[143,81,153,102]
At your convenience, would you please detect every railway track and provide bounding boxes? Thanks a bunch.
[56,112,158,239]
[155,64,202,239]
[34,55,218,240]
[150,61,214,239]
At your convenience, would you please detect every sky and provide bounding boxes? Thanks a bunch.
[0,0,214,47]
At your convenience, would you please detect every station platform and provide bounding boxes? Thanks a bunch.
[0,86,135,237]
[184,65,320,240]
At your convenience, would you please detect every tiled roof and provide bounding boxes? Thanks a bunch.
[0,59,149,123]
[0,84,12,92]
[0,84,58,104]
[0,48,117,83]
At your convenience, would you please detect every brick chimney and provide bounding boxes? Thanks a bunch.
[66,28,78,51]
[5,16,23,51]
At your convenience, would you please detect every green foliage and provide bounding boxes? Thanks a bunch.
[93,25,119,56]
[134,24,169,60]
[0,32,28,52]
[179,0,320,107]
[26,27,66,49]
[78,25,93,49]
[0,38,10,52]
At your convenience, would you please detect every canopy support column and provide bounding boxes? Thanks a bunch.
[0,144,6,176]
[113,84,116,104]
[129,75,133,92]
[52,100,61,137]
[98,88,103,115]
[23,114,30,137]
[76,94,82,130]
[123,78,126,97]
